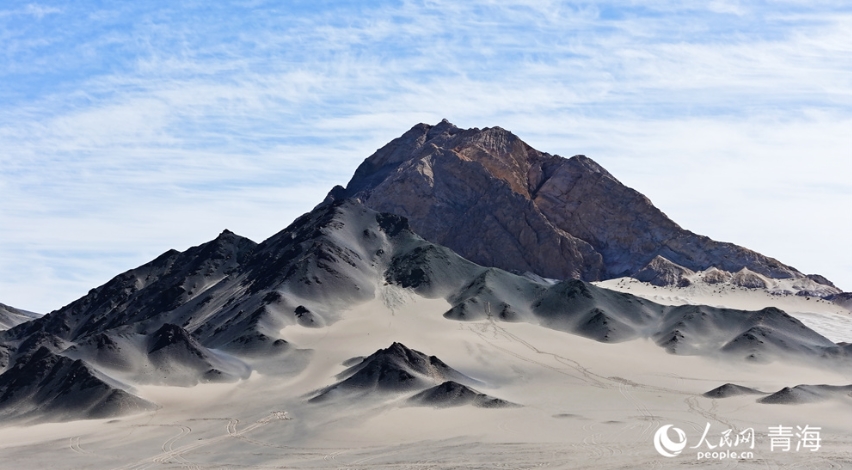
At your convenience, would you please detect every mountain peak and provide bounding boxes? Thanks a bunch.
[426,118,460,137]
[343,121,827,288]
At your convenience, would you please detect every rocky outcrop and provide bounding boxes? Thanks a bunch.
[731,268,768,289]
[829,293,852,310]
[634,256,694,287]
[338,120,836,292]
[806,274,835,288]
[701,268,732,284]
[790,277,843,298]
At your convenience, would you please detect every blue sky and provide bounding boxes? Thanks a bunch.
[2,0,851,312]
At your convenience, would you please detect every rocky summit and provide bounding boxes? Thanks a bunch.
[334,120,835,292]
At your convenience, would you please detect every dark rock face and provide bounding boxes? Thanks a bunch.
[340,120,829,288]
[634,256,694,287]
[338,120,604,281]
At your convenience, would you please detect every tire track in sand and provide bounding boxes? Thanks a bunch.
[116,412,288,470]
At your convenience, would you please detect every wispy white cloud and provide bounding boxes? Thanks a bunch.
[24,4,61,18]
[1,0,851,311]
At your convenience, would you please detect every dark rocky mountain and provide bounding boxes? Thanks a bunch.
[335,120,838,294]
[310,343,476,402]
[62,323,252,386]
[0,199,489,419]
[0,192,848,421]
[0,347,154,422]
[0,202,410,355]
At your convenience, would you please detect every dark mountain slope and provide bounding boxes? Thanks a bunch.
[310,342,477,402]
[408,381,518,408]
[0,347,154,422]
[4,229,257,345]
[0,197,848,422]
[6,199,839,367]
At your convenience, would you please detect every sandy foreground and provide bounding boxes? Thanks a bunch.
[2,286,852,469]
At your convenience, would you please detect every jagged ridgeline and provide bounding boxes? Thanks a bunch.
[2,198,850,422]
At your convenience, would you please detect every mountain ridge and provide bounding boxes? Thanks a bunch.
[3,198,848,421]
